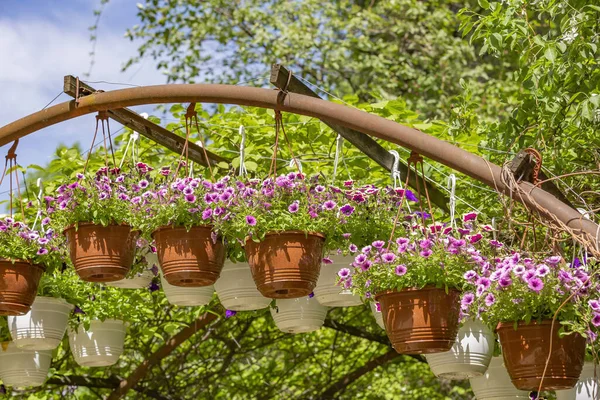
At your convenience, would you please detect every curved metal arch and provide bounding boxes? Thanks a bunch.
[0,84,597,251]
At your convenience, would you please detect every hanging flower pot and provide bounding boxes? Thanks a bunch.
[497,320,586,391]
[469,356,530,400]
[270,296,328,334]
[153,225,225,287]
[214,260,270,311]
[64,223,138,283]
[375,287,461,354]
[245,231,325,299]
[425,319,494,379]
[0,342,52,387]
[556,362,599,400]
[0,260,45,316]
[105,270,154,289]
[161,275,214,306]
[370,302,385,330]
[7,296,74,350]
[314,255,362,307]
[68,319,127,367]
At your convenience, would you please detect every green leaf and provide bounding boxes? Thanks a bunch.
[544,46,557,62]
[478,0,489,9]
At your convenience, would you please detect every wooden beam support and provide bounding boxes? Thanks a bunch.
[63,76,228,167]
[270,64,449,212]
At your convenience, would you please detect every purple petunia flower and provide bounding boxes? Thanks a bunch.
[362,245,372,254]
[527,277,544,293]
[323,200,337,211]
[589,300,600,311]
[37,248,48,255]
[545,255,562,267]
[490,240,503,248]
[463,212,478,222]
[148,281,160,292]
[73,306,85,315]
[322,257,333,265]
[464,270,477,281]
[288,201,299,213]
[469,233,483,244]
[592,313,600,327]
[513,265,526,275]
[405,190,418,202]
[185,194,196,203]
[395,264,407,276]
[225,310,237,319]
[315,185,325,193]
[38,238,49,245]
[349,244,358,253]
[308,292,314,299]
[498,275,512,288]
[150,264,159,276]
[419,249,432,258]
[461,292,475,309]
[536,265,550,277]
[246,215,257,226]
[340,204,355,216]
[372,240,385,249]
[202,208,213,220]
[338,268,351,279]
[342,233,351,239]
[484,293,496,307]
[354,254,367,265]
[381,253,396,263]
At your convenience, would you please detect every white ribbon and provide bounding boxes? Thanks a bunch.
[389,150,411,213]
[32,178,44,230]
[289,158,302,173]
[331,134,343,184]
[239,125,247,176]
[448,174,457,229]
[119,131,140,169]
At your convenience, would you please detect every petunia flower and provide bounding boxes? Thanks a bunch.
[394,264,407,276]
[338,268,351,279]
[245,215,257,226]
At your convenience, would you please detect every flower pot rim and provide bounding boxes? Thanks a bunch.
[374,286,460,301]
[151,224,216,238]
[496,319,572,332]
[0,259,46,271]
[32,296,74,307]
[63,222,135,235]
[245,230,326,244]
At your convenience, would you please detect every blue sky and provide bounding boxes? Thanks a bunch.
[0,0,164,178]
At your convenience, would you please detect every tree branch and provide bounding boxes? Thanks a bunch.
[323,318,390,346]
[317,349,401,399]
[107,308,222,400]
[45,375,169,400]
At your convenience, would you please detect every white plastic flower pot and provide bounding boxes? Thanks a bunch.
[68,319,127,367]
[370,302,385,330]
[7,296,74,350]
[105,270,154,289]
[556,362,599,400]
[270,297,328,334]
[314,255,362,307]
[469,356,530,400]
[0,342,52,387]
[161,275,214,306]
[425,319,494,380]
[214,260,271,311]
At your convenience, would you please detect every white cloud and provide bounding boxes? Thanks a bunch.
[0,3,164,173]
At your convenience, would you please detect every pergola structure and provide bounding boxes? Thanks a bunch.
[0,67,598,398]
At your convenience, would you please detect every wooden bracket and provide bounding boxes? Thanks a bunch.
[510,149,575,208]
[63,76,228,168]
[270,64,449,212]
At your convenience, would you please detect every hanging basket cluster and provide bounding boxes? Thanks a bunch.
[0,137,597,396]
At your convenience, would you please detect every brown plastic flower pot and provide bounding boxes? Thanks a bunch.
[497,320,586,391]
[375,287,460,354]
[153,225,225,287]
[64,223,138,283]
[0,260,45,316]
[245,231,325,299]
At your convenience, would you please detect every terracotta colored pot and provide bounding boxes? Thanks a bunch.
[64,223,138,282]
[497,320,586,391]
[0,260,45,316]
[245,231,325,299]
[375,287,460,354]
[153,225,225,287]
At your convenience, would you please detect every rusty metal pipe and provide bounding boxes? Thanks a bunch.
[0,84,597,249]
